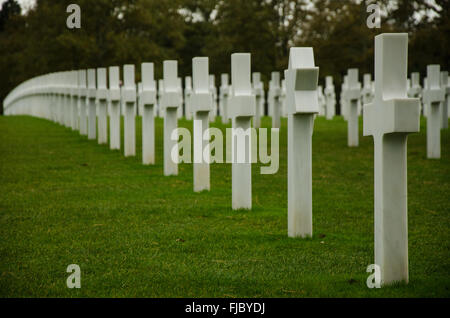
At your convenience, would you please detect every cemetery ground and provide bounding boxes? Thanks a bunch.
[0,115,448,298]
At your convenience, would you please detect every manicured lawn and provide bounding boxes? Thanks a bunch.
[0,114,448,297]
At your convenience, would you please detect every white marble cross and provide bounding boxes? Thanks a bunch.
[57,72,65,125]
[317,85,326,116]
[108,66,121,150]
[362,73,373,105]
[341,75,348,120]
[177,77,183,119]
[87,69,97,140]
[423,65,445,158]
[66,72,74,127]
[252,72,263,128]
[363,33,420,286]
[63,72,70,124]
[408,72,421,98]
[209,74,217,122]
[220,73,230,124]
[346,68,361,147]
[158,79,164,118]
[96,68,108,145]
[286,47,319,238]
[161,60,182,176]
[69,71,78,131]
[185,76,193,120]
[440,71,448,129]
[123,64,136,157]
[281,79,287,117]
[271,72,281,128]
[192,57,214,192]
[141,63,157,164]
[324,76,335,120]
[78,70,88,136]
[229,53,256,210]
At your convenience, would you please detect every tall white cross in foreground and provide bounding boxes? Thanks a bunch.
[123,65,136,157]
[286,47,319,238]
[192,57,214,192]
[141,63,157,165]
[363,33,420,286]
[423,65,445,159]
[96,68,108,145]
[108,66,121,150]
[161,60,182,176]
[229,53,256,210]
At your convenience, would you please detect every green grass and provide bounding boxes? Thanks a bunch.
[0,114,448,297]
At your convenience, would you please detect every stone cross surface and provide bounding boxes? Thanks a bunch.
[271,72,281,128]
[161,60,182,176]
[281,79,287,117]
[440,71,448,129]
[423,65,445,158]
[317,85,326,116]
[177,77,183,119]
[141,63,157,165]
[209,75,217,122]
[78,70,88,136]
[362,73,373,105]
[87,69,97,140]
[346,68,361,147]
[192,57,214,192]
[70,71,79,131]
[96,68,108,145]
[324,76,335,120]
[123,65,136,157]
[64,72,72,128]
[408,72,421,98]
[363,33,420,286]
[229,53,256,210]
[286,47,319,238]
[340,75,348,120]
[56,72,64,125]
[59,72,66,125]
[184,76,193,120]
[108,66,121,150]
[158,79,164,118]
[220,73,230,124]
[252,72,263,129]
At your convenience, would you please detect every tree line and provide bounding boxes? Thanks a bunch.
[1,0,448,114]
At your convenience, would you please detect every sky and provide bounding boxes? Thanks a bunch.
[0,0,35,13]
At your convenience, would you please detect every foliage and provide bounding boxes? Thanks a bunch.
[0,0,449,113]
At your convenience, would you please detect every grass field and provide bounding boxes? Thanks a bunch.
[0,114,448,297]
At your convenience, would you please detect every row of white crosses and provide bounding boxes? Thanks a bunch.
[3,33,441,287]
[340,64,449,157]
[422,65,446,158]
